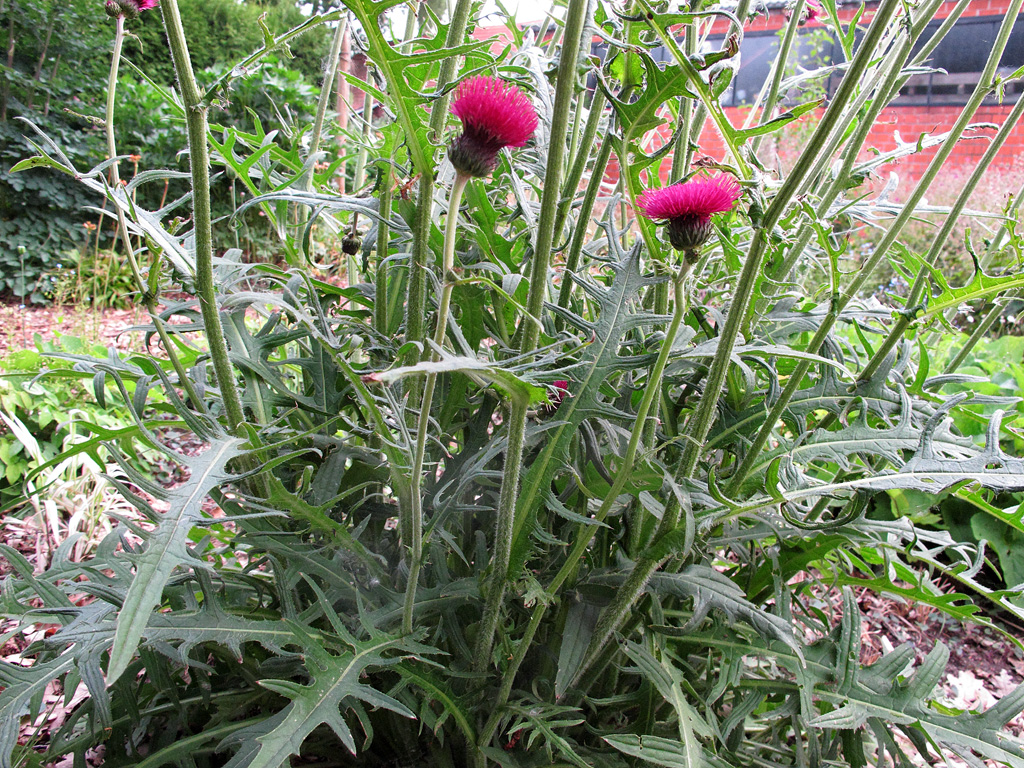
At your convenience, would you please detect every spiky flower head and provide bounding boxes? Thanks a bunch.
[804,0,823,23]
[637,175,741,254]
[448,75,538,178]
[106,0,158,17]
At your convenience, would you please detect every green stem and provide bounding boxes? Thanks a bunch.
[675,0,899,482]
[353,91,374,192]
[161,0,245,432]
[106,14,203,412]
[853,0,1024,387]
[554,1,901,693]
[669,0,699,183]
[943,303,1002,374]
[555,103,613,326]
[375,161,395,336]
[730,0,1017,490]
[751,0,954,324]
[472,0,588,676]
[306,15,348,191]
[402,172,470,635]
[405,0,473,361]
[553,90,606,242]
[725,0,953,491]
[749,0,804,156]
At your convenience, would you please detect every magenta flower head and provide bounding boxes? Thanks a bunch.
[804,0,823,23]
[448,75,538,179]
[637,174,741,254]
[106,0,158,17]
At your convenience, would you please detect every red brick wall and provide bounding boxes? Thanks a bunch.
[683,101,1024,187]
[635,1,1024,193]
[481,2,1024,194]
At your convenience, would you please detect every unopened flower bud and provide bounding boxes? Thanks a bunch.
[118,0,139,19]
[341,235,362,256]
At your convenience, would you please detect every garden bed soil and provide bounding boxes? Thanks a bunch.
[0,302,148,360]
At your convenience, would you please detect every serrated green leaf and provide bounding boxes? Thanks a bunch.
[107,432,246,684]
[603,734,705,768]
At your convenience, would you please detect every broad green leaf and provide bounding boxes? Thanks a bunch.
[603,734,705,768]
[647,566,800,654]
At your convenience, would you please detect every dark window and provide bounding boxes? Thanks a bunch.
[898,14,1024,105]
[730,35,779,104]
[708,14,1024,108]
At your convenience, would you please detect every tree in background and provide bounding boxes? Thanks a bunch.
[0,0,330,303]
[0,0,109,303]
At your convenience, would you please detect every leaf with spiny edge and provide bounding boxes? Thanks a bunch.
[646,565,801,655]
[106,427,248,685]
[0,656,77,768]
[222,588,436,768]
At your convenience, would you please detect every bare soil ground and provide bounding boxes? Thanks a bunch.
[0,302,148,359]
[2,301,1023,764]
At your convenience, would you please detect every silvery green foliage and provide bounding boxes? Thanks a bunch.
[4,0,1024,767]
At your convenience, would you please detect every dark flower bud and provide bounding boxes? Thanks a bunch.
[118,0,139,18]
[341,235,362,256]
[666,215,716,252]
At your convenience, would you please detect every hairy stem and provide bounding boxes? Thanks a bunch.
[561,1,902,691]
[472,0,588,675]
[478,263,691,748]
[749,0,805,155]
[375,160,395,336]
[725,0,953,491]
[161,0,245,432]
[675,0,900,482]
[403,172,470,635]
[106,14,202,412]
[405,0,474,360]
[555,101,612,324]
[855,10,1024,385]
[306,15,348,190]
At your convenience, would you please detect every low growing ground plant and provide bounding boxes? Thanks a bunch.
[5,0,1024,766]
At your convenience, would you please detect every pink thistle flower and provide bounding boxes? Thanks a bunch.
[804,0,823,23]
[637,175,741,253]
[106,0,158,18]
[448,75,538,178]
[544,380,570,413]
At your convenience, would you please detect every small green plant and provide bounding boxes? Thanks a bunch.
[46,245,139,309]
[0,337,154,506]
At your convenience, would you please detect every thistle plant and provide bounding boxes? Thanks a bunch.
[636,174,742,256]
[5,0,1024,767]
